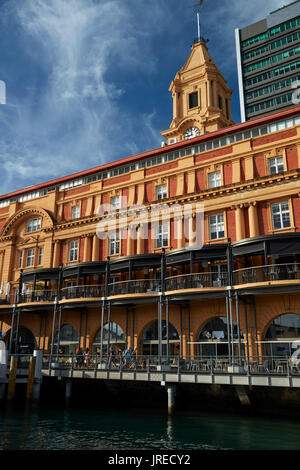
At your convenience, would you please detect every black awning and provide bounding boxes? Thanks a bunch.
[22,268,60,282]
[166,244,228,266]
[232,234,300,257]
[109,254,162,272]
[63,262,106,279]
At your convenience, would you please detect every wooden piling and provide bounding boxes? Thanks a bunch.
[7,356,17,401]
[26,356,36,401]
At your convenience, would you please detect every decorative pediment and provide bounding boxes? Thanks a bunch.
[0,207,54,237]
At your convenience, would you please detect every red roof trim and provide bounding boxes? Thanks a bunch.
[1,105,300,201]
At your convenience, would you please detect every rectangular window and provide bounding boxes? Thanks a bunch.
[111,196,121,211]
[209,214,225,240]
[189,92,198,109]
[27,218,41,233]
[26,248,35,267]
[38,247,43,265]
[109,232,120,255]
[18,250,24,269]
[272,202,291,230]
[69,240,79,262]
[156,184,167,200]
[269,156,284,175]
[156,223,169,248]
[72,206,80,219]
[209,172,221,188]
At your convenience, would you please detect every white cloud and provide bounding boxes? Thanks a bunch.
[0,0,170,193]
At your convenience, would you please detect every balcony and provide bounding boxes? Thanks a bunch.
[18,289,58,304]
[233,263,300,285]
[165,272,228,291]
[60,284,105,300]
[108,279,160,296]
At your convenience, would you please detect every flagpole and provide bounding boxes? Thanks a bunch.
[197,11,200,42]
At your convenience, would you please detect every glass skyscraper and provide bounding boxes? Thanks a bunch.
[235,0,300,122]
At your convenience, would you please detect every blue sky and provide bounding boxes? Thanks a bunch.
[0,0,287,195]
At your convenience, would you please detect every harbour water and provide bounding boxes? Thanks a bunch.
[1,403,300,451]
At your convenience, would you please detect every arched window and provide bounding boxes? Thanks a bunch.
[93,322,125,354]
[264,313,300,359]
[197,316,244,358]
[141,320,179,356]
[54,324,79,354]
[4,327,36,354]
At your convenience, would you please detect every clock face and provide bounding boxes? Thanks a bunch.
[184,126,200,140]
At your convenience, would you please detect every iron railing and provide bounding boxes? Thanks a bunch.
[233,263,300,285]
[108,279,160,296]
[165,272,228,291]
[60,284,105,300]
[18,289,58,303]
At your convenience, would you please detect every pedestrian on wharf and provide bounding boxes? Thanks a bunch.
[84,347,90,369]
[124,347,132,367]
[130,347,137,369]
[109,346,116,367]
[76,348,83,368]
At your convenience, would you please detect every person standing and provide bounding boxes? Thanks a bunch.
[84,347,90,369]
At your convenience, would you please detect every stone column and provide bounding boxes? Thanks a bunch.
[92,234,99,261]
[83,235,92,262]
[235,205,245,241]
[137,226,144,255]
[248,202,259,238]
[52,240,60,268]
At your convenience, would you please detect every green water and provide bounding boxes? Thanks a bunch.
[1,405,300,450]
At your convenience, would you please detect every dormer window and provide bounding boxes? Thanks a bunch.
[27,218,41,233]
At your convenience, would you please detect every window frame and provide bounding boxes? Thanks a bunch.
[209,214,225,240]
[26,248,35,267]
[109,232,120,256]
[68,240,79,262]
[27,218,41,233]
[156,184,167,201]
[155,223,169,249]
[271,201,291,231]
[208,171,222,189]
[71,205,80,220]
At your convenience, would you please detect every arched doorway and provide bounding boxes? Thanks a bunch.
[54,324,79,354]
[196,317,244,358]
[264,313,300,360]
[92,322,125,355]
[140,320,180,356]
[4,327,36,354]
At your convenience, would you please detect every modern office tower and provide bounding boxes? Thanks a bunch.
[235,0,300,122]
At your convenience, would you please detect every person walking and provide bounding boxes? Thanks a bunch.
[84,347,90,369]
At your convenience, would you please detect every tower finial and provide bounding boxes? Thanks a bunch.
[190,1,204,43]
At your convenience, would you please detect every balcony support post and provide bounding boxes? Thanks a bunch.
[166,297,169,359]
[158,294,163,359]
[8,293,17,355]
[100,299,106,366]
[107,301,111,353]
[235,292,242,364]
[225,291,232,366]
[15,308,21,355]
[56,305,63,359]
[243,299,250,364]
[252,298,259,360]
[50,299,58,358]
[131,308,135,350]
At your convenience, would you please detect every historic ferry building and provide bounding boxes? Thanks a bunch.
[1,35,300,369]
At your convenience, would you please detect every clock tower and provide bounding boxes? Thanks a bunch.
[161,39,234,144]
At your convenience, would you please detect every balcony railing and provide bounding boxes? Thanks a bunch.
[165,272,228,291]
[19,289,58,303]
[233,263,300,285]
[60,284,105,300]
[108,279,161,296]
